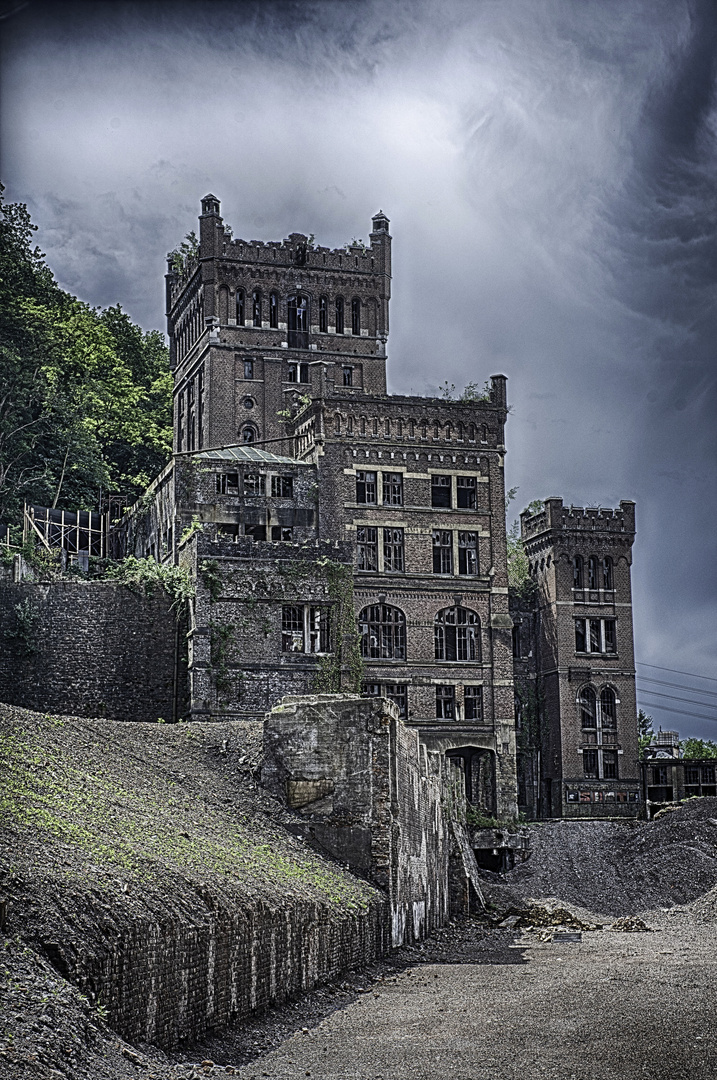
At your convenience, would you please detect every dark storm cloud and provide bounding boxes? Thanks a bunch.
[2,0,715,735]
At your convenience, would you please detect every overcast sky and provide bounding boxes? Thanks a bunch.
[2,0,716,738]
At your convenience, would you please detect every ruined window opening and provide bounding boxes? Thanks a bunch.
[457,422,464,441]
[583,749,599,779]
[288,362,310,383]
[351,297,361,335]
[468,424,476,441]
[602,556,613,590]
[245,523,266,541]
[236,289,245,326]
[243,473,265,495]
[383,528,404,572]
[335,297,345,335]
[434,607,479,662]
[408,419,415,438]
[287,295,309,349]
[432,530,453,574]
[360,417,366,435]
[361,682,407,719]
[579,686,596,729]
[243,358,254,379]
[347,415,354,434]
[480,425,488,444]
[397,419,403,437]
[431,475,452,508]
[456,476,477,509]
[217,523,240,540]
[604,620,616,653]
[600,687,617,729]
[464,686,483,721]
[178,390,185,450]
[342,366,353,387]
[197,366,205,449]
[216,472,240,495]
[334,414,341,435]
[603,750,618,780]
[271,475,294,498]
[281,605,331,654]
[575,618,616,654]
[382,472,403,506]
[573,555,583,589]
[512,625,521,659]
[359,603,406,660]
[319,296,328,333]
[458,531,478,575]
[588,556,598,590]
[271,526,293,541]
[589,618,601,652]
[241,426,256,444]
[357,526,378,572]
[269,292,279,329]
[252,290,262,327]
[356,470,377,504]
[436,685,456,720]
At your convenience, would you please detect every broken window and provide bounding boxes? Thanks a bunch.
[287,295,309,349]
[385,683,408,718]
[464,685,483,721]
[604,620,616,653]
[177,391,185,450]
[434,607,480,662]
[456,476,477,509]
[236,289,245,325]
[652,766,669,785]
[431,475,452,508]
[432,530,453,574]
[579,686,597,730]
[241,426,256,444]
[600,687,617,728]
[583,749,599,779]
[575,619,587,653]
[271,526,292,541]
[436,685,456,720]
[282,605,331,654]
[319,296,328,333]
[356,470,377,504]
[243,473,265,495]
[602,556,613,590]
[512,624,521,659]
[287,362,310,383]
[245,523,266,541]
[603,750,618,779]
[588,556,598,590]
[243,358,254,379]
[216,472,240,495]
[356,526,378,571]
[271,475,294,498]
[269,291,279,329]
[359,604,406,660]
[458,531,478,575]
[383,528,404,572]
[573,555,584,589]
[351,297,361,335]
[589,618,601,652]
[382,472,403,506]
[335,296,344,335]
[252,289,262,327]
[342,366,353,387]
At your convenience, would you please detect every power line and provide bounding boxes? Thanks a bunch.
[636,661,717,684]
[636,695,717,724]
[639,675,717,699]
[636,687,717,712]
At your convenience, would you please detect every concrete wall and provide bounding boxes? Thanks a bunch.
[0,581,186,723]
[263,693,460,946]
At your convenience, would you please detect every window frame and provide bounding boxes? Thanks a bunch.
[356,526,378,572]
[359,603,406,660]
[356,470,377,505]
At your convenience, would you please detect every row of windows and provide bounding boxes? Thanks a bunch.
[358,603,482,662]
[355,471,479,509]
[242,357,356,388]
[573,555,613,591]
[356,527,479,576]
[216,472,294,498]
[338,417,490,443]
[362,683,484,722]
[233,290,367,336]
[177,366,205,452]
[575,618,617,654]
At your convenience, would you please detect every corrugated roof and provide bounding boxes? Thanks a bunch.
[191,444,304,465]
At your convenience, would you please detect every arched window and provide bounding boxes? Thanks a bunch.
[334,413,341,435]
[236,289,245,326]
[359,604,406,660]
[573,555,583,589]
[434,607,480,662]
[602,556,613,590]
[335,296,344,335]
[588,556,598,590]
[600,687,617,729]
[578,686,597,729]
[351,297,361,335]
[269,291,279,329]
[252,290,262,327]
[241,426,256,444]
[287,295,309,349]
[319,296,328,333]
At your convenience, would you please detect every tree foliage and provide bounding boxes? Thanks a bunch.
[0,187,172,524]
[681,737,717,760]
[638,708,655,760]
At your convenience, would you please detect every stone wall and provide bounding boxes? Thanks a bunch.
[263,693,462,945]
[0,581,186,722]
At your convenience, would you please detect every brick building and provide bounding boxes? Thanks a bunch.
[114,194,642,820]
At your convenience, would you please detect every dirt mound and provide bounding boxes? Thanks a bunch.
[483,797,717,917]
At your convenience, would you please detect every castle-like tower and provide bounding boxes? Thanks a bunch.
[514,499,640,816]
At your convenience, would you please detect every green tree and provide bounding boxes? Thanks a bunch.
[638,709,655,759]
[681,737,717,759]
